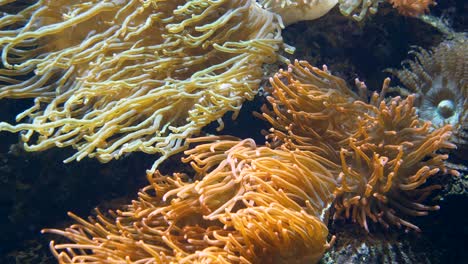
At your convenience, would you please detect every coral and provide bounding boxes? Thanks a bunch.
[337,0,383,21]
[387,37,468,157]
[258,0,384,23]
[0,0,283,173]
[387,0,436,17]
[44,137,336,263]
[339,0,435,21]
[258,0,339,25]
[258,60,456,231]
[323,223,438,264]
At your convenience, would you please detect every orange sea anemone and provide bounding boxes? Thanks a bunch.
[387,0,436,17]
[44,137,336,263]
[259,60,457,231]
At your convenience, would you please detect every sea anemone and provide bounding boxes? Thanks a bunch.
[388,37,467,157]
[44,137,336,263]
[387,0,436,17]
[0,0,283,173]
[259,60,457,231]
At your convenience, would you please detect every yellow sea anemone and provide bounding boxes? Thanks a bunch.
[0,0,284,172]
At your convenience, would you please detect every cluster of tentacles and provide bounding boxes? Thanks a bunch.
[45,137,337,263]
[258,61,457,232]
[43,60,456,263]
